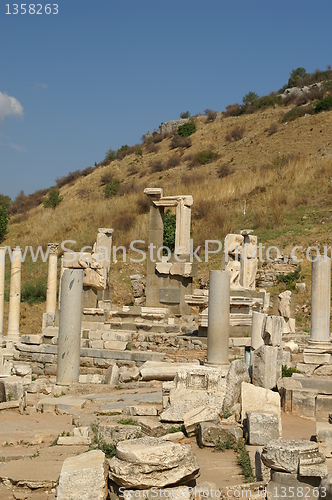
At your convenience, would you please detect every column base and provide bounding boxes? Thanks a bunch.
[303,340,332,364]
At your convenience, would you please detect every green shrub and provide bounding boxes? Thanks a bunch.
[21,280,47,304]
[243,92,259,105]
[105,148,117,162]
[43,188,63,210]
[193,149,219,165]
[0,205,9,242]
[315,95,332,113]
[163,209,176,252]
[281,105,314,122]
[0,195,11,210]
[277,265,302,290]
[180,111,191,119]
[177,119,196,137]
[104,179,120,198]
[282,365,302,377]
[135,146,143,156]
[168,425,185,434]
[117,418,137,426]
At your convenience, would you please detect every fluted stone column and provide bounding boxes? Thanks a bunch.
[251,311,267,350]
[46,243,59,315]
[7,247,21,345]
[0,247,5,343]
[207,270,230,365]
[303,256,332,364]
[56,269,83,385]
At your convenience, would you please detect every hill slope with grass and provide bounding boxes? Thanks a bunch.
[2,69,332,334]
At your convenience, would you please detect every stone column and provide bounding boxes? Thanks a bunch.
[46,243,59,315]
[0,247,5,343]
[207,270,230,365]
[56,269,83,385]
[251,311,267,350]
[7,247,21,345]
[310,256,331,346]
[146,204,164,307]
[175,199,191,257]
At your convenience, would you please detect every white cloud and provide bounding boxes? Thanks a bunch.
[9,142,26,153]
[0,91,24,124]
[35,83,48,89]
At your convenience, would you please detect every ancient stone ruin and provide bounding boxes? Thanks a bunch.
[0,190,331,499]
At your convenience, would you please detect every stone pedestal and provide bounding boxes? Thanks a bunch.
[56,269,83,385]
[207,270,230,365]
[0,247,5,345]
[7,247,21,347]
[303,257,332,364]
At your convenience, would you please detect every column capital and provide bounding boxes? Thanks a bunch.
[47,243,59,255]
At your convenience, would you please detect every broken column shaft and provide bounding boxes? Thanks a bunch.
[207,270,230,365]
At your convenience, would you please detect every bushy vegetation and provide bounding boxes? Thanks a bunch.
[279,66,332,93]
[277,265,303,290]
[10,189,48,215]
[55,166,95,189]
[218,164,234,178]
[191,149,219,166]
[204,108,217,123]
[170,136,192,149]
[282,365,302,377]
[177,119,196,137]
[43,188,63,210]
[315,95,332,113]
[117,418,137,426]
[215,437,255,482]
[225,125,245,142]
[180,111,190,119]
[0,204,9,242]
[163,209,176,252]
[21,280,47,304]
[103,179,121,198]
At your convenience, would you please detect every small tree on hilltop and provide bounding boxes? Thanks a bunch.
[243,92,259,105]
[43,188,63,210]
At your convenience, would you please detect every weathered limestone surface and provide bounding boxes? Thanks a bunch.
[108,437,200,489]
[125,406,158,417]
[183,406,220,436]
[57,450,108,500]
[261,440,326,476]
[198,421,243,447]
[251,345,283,390]
[140,361,199,381]
[98,424,142,445]
[251,311,266,350]
[160,366,227,422]
[241,382,281,436]
[247,412,279,446]
[262,315,284,346]
[222,359,249,413]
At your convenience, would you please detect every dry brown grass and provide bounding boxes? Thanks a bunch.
[3,105,332,328]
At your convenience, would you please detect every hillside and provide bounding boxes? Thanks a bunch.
[2,96,332,334]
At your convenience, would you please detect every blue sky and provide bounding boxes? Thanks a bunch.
[1,0,332,199]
